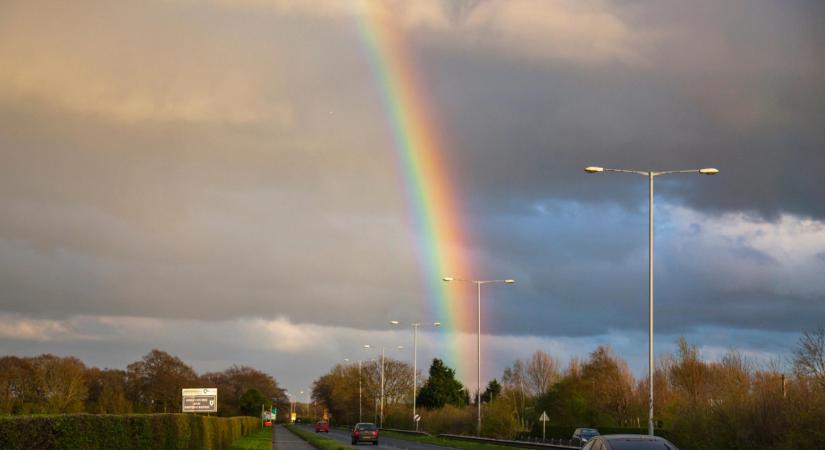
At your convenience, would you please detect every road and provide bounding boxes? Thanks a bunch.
[293,424,455,450]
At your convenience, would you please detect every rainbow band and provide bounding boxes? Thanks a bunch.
[354,2,472,378]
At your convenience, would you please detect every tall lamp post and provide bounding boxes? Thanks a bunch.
[390,319,442,431]
[345,357,365,422]
[584,165,718,435]
[364,343,404,428]
[442,277,515,436]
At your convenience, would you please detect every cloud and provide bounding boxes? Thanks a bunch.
[0,312,798,389]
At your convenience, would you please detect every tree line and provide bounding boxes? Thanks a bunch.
[311,329,825,449]
[0,349,289,417]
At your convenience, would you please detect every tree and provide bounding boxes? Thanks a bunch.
[204,365,287,417]
[86,368,131,413]
[416,359,467,409]
[239,388,266,416]
[126,349,197,413]
[481,379,502,403]
[32,355,88,413]
[794,327,825,389]
[526,351,560,397]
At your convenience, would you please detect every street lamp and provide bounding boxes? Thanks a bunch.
[442,276,515,436]
[390,319,442,431]
[584,165,718,436]
[363,343,404,428]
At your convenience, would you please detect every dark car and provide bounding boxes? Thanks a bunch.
[582,434,679,450]
[315,420,329,433]
[351,422,379,445]
[573,428,600,446]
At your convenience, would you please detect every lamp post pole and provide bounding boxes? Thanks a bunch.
[364,343,403,428]
[584,166,718,435]
[390,320,441,431]
[443,277,515,436]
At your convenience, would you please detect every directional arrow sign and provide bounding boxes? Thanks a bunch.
[539,411,549,441]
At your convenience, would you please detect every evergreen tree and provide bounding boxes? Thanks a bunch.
[416,359,467,408]
[481,379,502,403]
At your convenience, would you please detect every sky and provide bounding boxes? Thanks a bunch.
[1,0,824,394]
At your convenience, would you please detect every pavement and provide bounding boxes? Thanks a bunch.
[294,423,456,450]
[275,425,316,450]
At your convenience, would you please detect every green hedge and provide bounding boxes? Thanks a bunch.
[0,414,260,450]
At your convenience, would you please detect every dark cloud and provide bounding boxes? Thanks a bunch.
[0,0,823,368]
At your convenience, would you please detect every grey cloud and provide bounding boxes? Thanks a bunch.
[0,0,823,354]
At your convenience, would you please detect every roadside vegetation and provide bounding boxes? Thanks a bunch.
[229,427,273,450]
[0,349,289,417]
[378,430,529,450]
[283,424,351,450]
[310,329,825,450]
[0,413,259,450]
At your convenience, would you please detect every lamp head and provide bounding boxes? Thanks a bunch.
[442,277,454,282]
[505,279,515,284]
[433,321,441,327]
[699,168,719,175]
[389,320,399,325]
[584,166,604,173]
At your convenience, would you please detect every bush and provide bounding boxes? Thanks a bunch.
[0,414,260,450]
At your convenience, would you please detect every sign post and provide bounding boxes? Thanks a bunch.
[182,388,218,413]
[539,411,550,441]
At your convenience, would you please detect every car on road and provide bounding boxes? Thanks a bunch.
[315,420,330,433]
[573,428,600,446]
[581,434,679,450]
[351,422,379,445]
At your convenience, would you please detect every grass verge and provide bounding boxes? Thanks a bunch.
[284,424,352,450]
[230,428,274,450]
[378,430,530,450]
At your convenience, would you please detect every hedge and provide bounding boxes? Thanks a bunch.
[0,414,260,450]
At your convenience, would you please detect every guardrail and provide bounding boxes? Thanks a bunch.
[438,434,580,450]
[380,428,432,437]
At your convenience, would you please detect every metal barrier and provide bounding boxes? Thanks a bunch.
[379,428,432,437]
[438,433,580,450]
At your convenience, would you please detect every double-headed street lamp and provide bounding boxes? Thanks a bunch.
[363,343,404,428]
[390,319,441,431]
[584,166,718,436]
[442,277,515,436]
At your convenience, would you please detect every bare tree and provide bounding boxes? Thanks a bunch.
[794,327,825,389]
[525,350,560,397]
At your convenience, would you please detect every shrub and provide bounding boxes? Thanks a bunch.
[0,414,260,450]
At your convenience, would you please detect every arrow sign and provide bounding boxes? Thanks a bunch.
[539,411,549,441]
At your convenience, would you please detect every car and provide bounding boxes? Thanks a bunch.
[573,428,600,446]
[581,434,679,450]
[315,420,330,433]
[351,422,379,445]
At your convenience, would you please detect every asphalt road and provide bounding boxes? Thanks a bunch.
[294,424,455,450]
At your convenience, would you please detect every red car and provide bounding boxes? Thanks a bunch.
[315,420,330,433]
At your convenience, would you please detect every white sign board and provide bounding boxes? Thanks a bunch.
[182,388,218,413]
[539,411,549,422]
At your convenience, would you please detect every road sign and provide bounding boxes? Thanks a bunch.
[539,411,549,440]
[414,414,421,422]
[182,388,218,413]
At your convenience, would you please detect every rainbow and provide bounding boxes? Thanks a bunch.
[353,2,474,378]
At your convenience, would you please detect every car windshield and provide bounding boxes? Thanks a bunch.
[608,439,677,450]
[357,424,377,430]
[582,429,599,437]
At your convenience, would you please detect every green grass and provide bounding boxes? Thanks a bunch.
[378,430,530,450]
[230,427,273,450]
[284,424,352,450]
